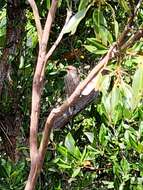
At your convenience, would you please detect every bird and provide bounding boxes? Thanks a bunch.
[64,65,80,97]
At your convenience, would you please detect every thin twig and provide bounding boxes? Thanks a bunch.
[44,9,72,63]
[121,29,143,50]
[134,0,142,16]
[28,0,42,44]
[40,0,58,50]
[117,0,142,47]
[41,9,72,76]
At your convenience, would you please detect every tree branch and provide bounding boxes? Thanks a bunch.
[121,29,143,50]
[117,0,142,47]
[41,0,58,49]
[38,43,116,163]
[25,1,143,189]
[41,9,72,77]
[28,0,42,44]
[30,0,58,162]
[54,90,99,129]
[44,9,72,63]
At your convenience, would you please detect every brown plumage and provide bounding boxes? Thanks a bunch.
[64,65,80,97]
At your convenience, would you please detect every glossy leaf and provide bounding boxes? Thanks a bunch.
[84,132,94,143]
[86,38,107,49]
[19,56,24,69]
[65,133,76,153]
[132,62,143,109]
[84,44,108,54]
[121,81,133,110]
[78,0,89,11]
[92,9,113,45]
[111,85,122,113]
[64,5,91,35]
[100,74,112,94]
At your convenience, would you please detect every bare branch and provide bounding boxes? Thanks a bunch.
[44,9,72,63]
[121,29,143,50]
[134,0,143,16]
[29,0,58,162]
[28,0,42,44]
[41,0,58,50]
[41,9,72,77]
[54,90,99,129]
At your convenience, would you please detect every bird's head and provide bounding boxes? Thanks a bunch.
[66,65,78,74]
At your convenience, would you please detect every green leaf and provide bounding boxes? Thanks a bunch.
[80,147,87,162]
[93,9,107,32]
[106,3,119,39]
[78,0,89,11]
[100,74,111,94]
[113,162,122,176]
[46,0,51,9]
[137,143,143,154]
[19,56,24,69]
[84,132,94,143]
[119,0,130,12]
[74,146,81,159]
[57,145,68,157]
[0,11,6,37]
[4,162,12,177]
[111,85,121,112]
[65,133,76,153]
[132,62,143,109]
[129,134,138,149]
[57,163,71,169]
[86,38,107,49]
[84,45,97,53]
[84,45,107,54]
[72,167,81,178]
[103,85,123,124]
[99,27,108,45]
[93,49,108,55]
[121,81,133,110]
[92,9,112,45]
[99,124,107,145]
[114,20,119,39]
[0,164,8,178]
[106,30,113,44]
[64,5,91,35]
[55,158,71,169]
[10,171,20,178]
[121,158,130,174]
[102,94,112,119]
[139,121,143,139]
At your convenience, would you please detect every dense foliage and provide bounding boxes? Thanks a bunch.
[0,0,143,189]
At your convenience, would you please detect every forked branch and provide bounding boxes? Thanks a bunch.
[25,1,143,190]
